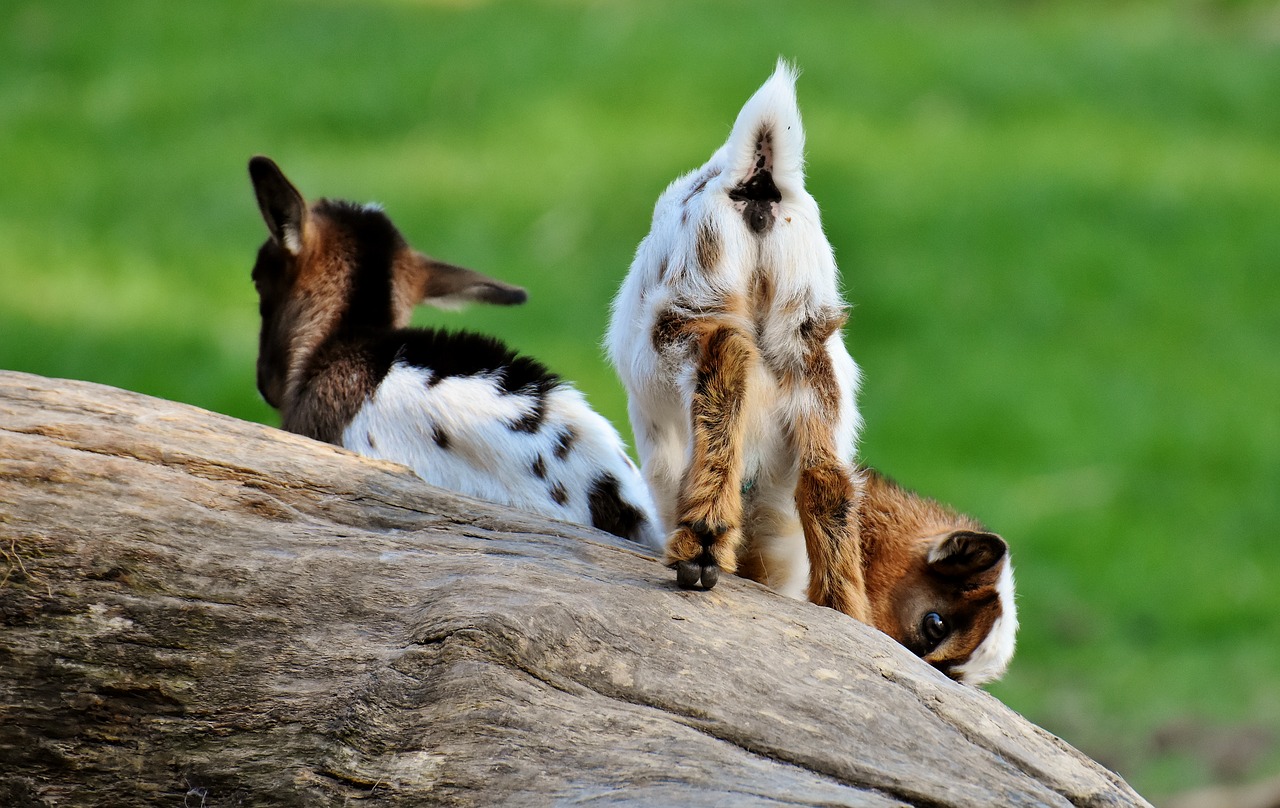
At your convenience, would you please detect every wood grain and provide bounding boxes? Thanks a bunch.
[0,371,1149,807]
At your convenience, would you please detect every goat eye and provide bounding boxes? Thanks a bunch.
[921,612,948,646]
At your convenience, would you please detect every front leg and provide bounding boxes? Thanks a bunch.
[666,323,755,590]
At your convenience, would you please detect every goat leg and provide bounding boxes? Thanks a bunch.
[665,323,754,590]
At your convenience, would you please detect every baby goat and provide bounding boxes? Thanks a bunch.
[248,156,661,546]
[607,64,1016,684]
[608,62,869,619]
[845,469,1015,685]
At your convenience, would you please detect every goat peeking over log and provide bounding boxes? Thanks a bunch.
[247,156,661,547]
[607,63,1016,684]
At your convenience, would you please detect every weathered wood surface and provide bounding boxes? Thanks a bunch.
[0,370,1149,807]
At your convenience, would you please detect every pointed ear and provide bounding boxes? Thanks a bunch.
[419,257,528,310]
[928,531,1007,579]
[249,156,306,255]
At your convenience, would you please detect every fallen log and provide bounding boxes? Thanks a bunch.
[0,370,1149,807]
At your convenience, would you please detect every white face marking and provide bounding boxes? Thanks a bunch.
[952,560,1018,686]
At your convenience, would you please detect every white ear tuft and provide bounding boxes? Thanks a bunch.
[249,155,307,256]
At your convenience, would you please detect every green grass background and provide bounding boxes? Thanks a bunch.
[3,0,1277,798]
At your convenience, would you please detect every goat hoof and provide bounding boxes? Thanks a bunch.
[675,559,719,590]
[676,560,702,589]
[700,563,719,589]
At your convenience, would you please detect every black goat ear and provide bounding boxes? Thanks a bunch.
[249,156,306,255]
[928,531,1007,579]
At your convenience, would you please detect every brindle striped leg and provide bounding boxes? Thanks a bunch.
[793,432,869,622]
[788,327,869,622]
[665,323,755,590]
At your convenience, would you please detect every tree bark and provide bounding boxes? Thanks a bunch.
[0,370,1148,807]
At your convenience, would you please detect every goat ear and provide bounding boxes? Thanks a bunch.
[419,257,528,310]
[928,531,1007,579]
[249,156,306,255]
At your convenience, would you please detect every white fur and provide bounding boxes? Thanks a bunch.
[343,363,663,550]
[607,61,861,576]
[951,561,1018,686]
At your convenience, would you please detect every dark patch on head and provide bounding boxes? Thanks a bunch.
[553,428,577,461]
[432,423,450,450]
[531,455,547,479]
[921,590,1002,674]
[695,221,721,271]
[549,482,569,507]
[588,474,648,542]
[315,200,405,337]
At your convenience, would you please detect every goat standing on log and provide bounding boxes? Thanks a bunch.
[608,64,1017,684]
[608,62,869,619]
[248,156,662,546]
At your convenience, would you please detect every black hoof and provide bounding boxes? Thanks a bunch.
[674,559,720,590]
[700,563,719,589]
[676,560,701,589]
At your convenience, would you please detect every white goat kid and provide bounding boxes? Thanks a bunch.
[608,62,870,620]
[607,65,1018,685]
[248,156,661,546]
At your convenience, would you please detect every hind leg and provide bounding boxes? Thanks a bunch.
[793,447,868,621]
[784,329,869,621]
[665,323,756,590]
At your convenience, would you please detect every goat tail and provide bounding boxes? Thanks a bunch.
[724,59,806,192]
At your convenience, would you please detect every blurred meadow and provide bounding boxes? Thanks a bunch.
[3,0,1278,799]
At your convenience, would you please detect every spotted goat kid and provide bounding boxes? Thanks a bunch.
[607,64,1016,684]
[248,156,661,546]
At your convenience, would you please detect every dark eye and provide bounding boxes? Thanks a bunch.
[921,612,948,647]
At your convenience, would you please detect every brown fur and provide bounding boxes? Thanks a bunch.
[858,469,1007,675]
[793,429,868,621]
[650,309,693,354]
[783,307,867,620]
[695,221,721,271]
[248,156,526,444]
[667,322,757,573]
